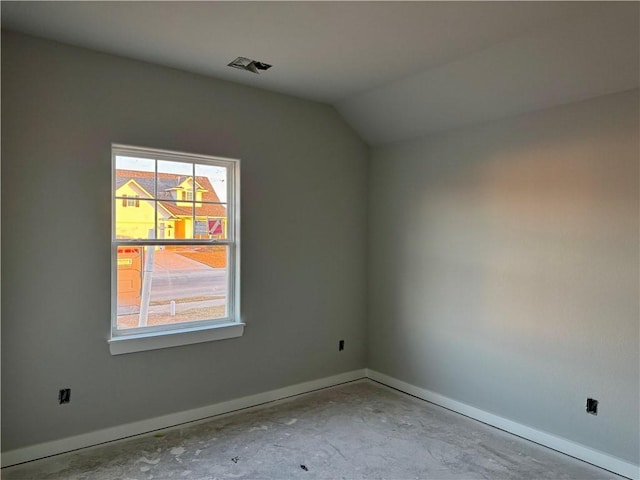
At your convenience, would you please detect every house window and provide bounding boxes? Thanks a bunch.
[122,194,140,207]
[110,144,242,355]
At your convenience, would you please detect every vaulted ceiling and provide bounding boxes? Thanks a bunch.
[2,1,638,145]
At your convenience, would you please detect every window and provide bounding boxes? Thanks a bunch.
[122,194,140,207]
[110,144,242,355]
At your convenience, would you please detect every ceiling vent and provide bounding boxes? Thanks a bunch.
[228,57,272,74]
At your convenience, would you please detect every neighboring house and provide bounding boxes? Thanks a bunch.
[115,170,227,240]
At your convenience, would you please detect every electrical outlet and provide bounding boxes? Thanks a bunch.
[586,398,598,415]
[59,388,71,404]
[339,340,344,351]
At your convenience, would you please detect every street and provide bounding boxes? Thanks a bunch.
[149,268,227,302]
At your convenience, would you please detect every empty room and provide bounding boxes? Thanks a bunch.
[1,2,638,479]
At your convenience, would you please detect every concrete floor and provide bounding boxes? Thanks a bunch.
[2,380,623,479]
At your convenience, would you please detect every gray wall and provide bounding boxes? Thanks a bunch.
[368,90,639,464]
[1,31,368,451]
[3,28,637,467]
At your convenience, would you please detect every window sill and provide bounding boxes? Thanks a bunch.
[108,322,245,355]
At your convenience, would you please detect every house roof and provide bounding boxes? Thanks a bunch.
[115,170,227,218]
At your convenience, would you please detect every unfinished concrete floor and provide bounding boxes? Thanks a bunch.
[2,380,623,479]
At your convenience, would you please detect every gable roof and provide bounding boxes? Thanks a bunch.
[115,170,227,218]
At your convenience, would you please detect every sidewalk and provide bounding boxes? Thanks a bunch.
[117,298,226,316]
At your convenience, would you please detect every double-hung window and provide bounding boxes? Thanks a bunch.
[110,144,242,355]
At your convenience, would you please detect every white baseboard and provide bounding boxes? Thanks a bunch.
[366,369,639,480]
[4,368,637,480]
[1,369,367,468]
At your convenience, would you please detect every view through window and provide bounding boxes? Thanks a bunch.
[112,145,239,337]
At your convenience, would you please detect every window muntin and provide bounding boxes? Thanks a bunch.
[111,145,240,339]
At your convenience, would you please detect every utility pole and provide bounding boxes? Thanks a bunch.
[138,228,155,327]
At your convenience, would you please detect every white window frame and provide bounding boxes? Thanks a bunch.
[109,144,243,355]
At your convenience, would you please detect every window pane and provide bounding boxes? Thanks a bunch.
[115,156,155,199]
[195,163,227,203]
[114,199,156,240]
[197,204,228,240]
[116,245,229,330]
[157,201,193,239]
[157,160,193,203]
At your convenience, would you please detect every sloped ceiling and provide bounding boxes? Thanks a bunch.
[2,1,638,146]
[338,4,639,145]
